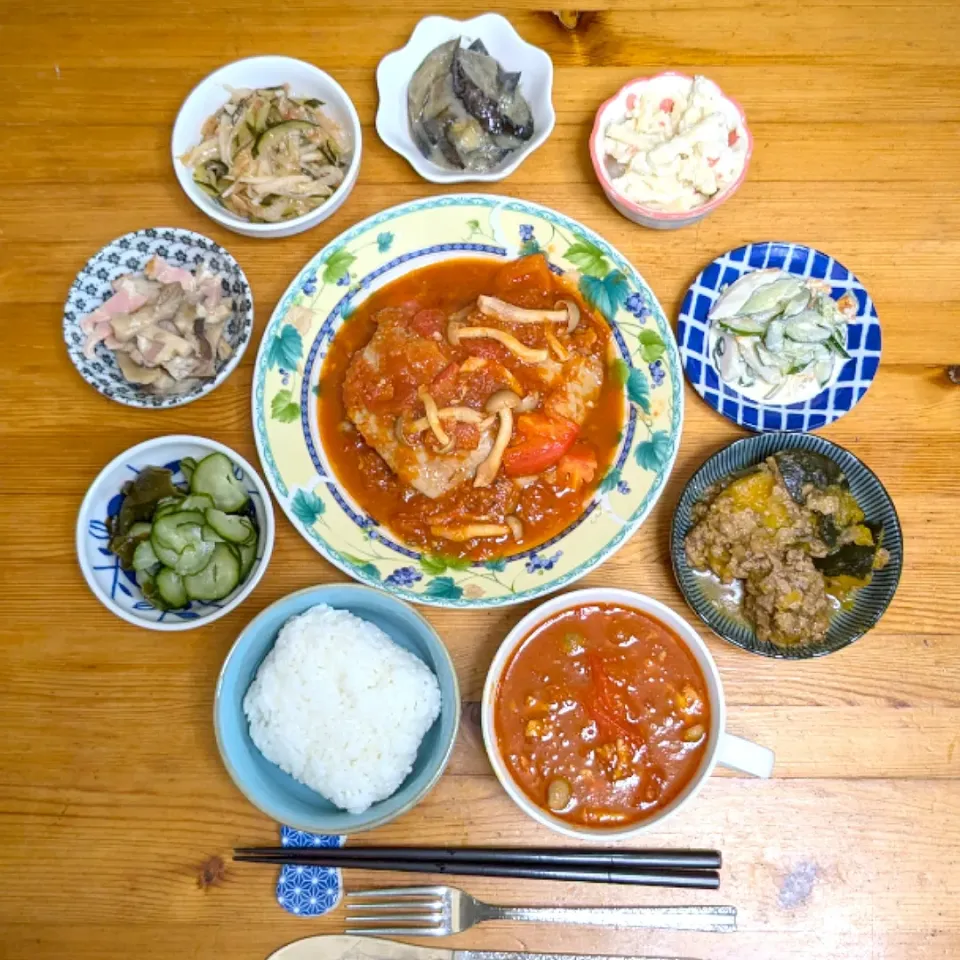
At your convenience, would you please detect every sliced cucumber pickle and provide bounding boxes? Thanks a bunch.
[174,539,216,577]
[153,510,206,552]
[156,568,188,608]
[132,539,159,572]
[184,543,241,602]
[179,493,215,513]
[205,508,256,544]
[238,540,257,581]
[190,453,249,512]
[150,533,181,570]
[154,497,185,519]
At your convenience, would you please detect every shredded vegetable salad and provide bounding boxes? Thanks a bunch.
[180,85,351,223]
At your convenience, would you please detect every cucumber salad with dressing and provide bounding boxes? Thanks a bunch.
[106,453,259,610]
[708,269,856,404]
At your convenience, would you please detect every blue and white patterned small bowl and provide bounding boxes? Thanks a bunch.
[63,228,254,409]
[76,435,275,631]
[671,433,903,659]
[677,242,881,432]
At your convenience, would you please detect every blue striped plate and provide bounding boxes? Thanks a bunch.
[677,242,881,432]
[671,433,903,659]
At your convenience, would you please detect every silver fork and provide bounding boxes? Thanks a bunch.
[346,885,737,936]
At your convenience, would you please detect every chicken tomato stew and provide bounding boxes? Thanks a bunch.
[494,604,711,828]
[318,255,623,560]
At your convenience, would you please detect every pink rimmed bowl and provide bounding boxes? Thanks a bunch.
[589,71,753,230]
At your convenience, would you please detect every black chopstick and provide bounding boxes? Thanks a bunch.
[233,845,721,871]
[233,853,720,889]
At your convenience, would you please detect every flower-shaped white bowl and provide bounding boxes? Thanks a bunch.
[172,56,362,239]
[590,72,753,230]
[64,228,254,409]
[376,13,555,184]
[77,435,275,631]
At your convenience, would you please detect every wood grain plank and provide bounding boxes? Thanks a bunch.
[1,0,959,958]
[5,123,960,185]
[3,8,958,70]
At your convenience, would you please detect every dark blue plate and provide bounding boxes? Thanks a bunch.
[671,433,902,659]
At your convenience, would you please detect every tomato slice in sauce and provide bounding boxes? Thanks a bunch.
[494,603,711,828]
[502,413,579,476]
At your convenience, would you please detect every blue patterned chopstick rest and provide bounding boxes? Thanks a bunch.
[276,827,346,916]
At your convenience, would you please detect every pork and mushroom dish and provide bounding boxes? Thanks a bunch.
[685,449,889,647]
[319,254,623,560]
[80,256,234,396]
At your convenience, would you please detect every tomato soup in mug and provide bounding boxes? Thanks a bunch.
[493,602,711,828]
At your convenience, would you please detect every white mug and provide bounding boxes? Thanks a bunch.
[481,587,774,840]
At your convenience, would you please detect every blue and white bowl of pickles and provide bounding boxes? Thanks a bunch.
[76,435,275,631]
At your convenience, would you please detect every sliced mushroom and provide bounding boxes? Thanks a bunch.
[395,415,416,447]
[447,317,463,346]
[474,407,514,488]
[545,328,570,361]
[505,515,524,540]
[512,474,539,489]
[517,391,540,413]
[449,305,474,323]
[460,356,487,373]
[430,523,511,542]
[457,326,548,363]
[417,386,450,447]
[485,389,521,413]
[477,295,568,325]
[556,298,581,334]
[409,406,489,434]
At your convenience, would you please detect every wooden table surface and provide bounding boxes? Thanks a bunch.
[2,2,959,958]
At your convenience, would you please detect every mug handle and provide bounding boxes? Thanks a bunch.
[717,731,775,778]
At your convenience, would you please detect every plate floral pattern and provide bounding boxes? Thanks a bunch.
[252,195,683,607]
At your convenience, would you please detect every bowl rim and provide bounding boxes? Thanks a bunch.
[589,70,753,223]
[670,433,904,658]
[480,586,727,840]
[170,55,363,236]
[212,582,462,833]
[374,12,556,184]
[63,226,255,409]
[75,434,275,632]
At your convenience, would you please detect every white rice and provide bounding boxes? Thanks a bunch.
[243,604,442,815]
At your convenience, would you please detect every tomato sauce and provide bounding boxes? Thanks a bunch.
[494,604,711,827]
[318,256,623,560]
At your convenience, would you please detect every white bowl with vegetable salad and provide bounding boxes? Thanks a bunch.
[77,436,275,631]
[172,56,362,238]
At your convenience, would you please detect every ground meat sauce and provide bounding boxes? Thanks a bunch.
[685,451,889,647]
[494,603,711,828]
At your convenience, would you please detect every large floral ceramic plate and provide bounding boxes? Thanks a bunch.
[252,195,683,606]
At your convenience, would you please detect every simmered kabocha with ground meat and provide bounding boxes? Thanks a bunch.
[684,450,888,647]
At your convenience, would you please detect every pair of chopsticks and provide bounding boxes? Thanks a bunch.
[233,846,722,889]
